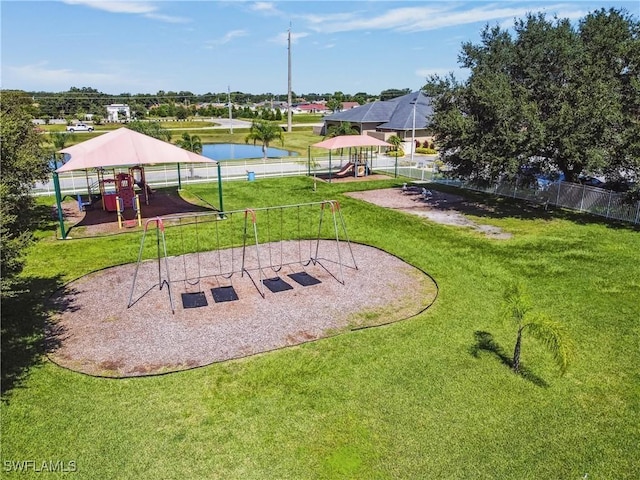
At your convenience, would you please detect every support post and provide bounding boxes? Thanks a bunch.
[217,162,224,215]
[177,163,182,190]
[53,172,67,239]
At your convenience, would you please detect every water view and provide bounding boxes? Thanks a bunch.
[202,143,298,160]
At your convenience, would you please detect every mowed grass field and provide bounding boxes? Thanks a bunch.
[2,176,639,479]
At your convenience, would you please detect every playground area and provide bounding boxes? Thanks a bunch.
[59,187,214,237]
[46,240,437,377]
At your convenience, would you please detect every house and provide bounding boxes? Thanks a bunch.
[296,103,329,114]
[341,101,360,110]
[321,91,434,151]
[106,104,131,122]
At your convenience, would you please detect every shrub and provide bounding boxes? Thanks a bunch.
[386,149,405,157]
[415,147,438,154]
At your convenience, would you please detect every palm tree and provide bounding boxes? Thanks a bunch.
[245,120,284,160]
[387,135,403,151]
[50,131,74,168]
[503,282,574,376]
[326,121,358,138]
[175,132,203,154]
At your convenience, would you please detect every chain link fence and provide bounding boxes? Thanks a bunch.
[434,177,640,225]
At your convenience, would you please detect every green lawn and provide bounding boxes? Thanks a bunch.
[2,176,639,479]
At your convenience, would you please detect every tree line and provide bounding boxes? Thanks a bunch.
[425,8,639,190]
[21,88,409,121]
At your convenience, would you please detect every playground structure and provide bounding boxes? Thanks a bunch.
[75,166,151,228]
[332,151,373,179]
[128,200,357,314]
[310,134,392,182]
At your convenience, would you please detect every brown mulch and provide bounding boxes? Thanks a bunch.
[61,188,214,237]
[46,240,437,377]
[344,185,513,239]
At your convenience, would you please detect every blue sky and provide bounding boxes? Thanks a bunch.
[2,1,638,95]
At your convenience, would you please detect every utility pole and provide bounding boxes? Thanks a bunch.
[287,24,292,133]
[228,85,233,134]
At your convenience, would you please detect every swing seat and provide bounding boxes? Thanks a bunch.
[123,219,138,228]
[211,286,239,303]
[288,272,321,287]
[181,292,208,309]
[262,277,293,293]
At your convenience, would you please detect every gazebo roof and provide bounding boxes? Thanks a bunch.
[56,127,216,173]
[312,135,392,150]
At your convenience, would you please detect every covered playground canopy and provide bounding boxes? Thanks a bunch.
[312,134,392,150]
[56,127,216,172]
[311,134,392,181]
[53,127,221,239]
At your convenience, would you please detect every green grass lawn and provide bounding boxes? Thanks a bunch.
[2,177,639,479]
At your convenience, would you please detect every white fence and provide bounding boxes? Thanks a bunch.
[435,177,640,225]
[36,153,410,196]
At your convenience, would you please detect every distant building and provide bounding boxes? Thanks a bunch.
[295,103,329,114]
[341,102,360,110]
[106,104,131,122]
[322,91,434,151]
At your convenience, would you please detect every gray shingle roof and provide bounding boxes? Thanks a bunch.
[323,91,433,131]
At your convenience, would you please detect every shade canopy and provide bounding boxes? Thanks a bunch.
[312,135,392,150]
[56,127,216,173]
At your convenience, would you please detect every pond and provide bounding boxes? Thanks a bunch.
[202,143,298,160]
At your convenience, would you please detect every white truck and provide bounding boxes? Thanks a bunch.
[66,123,94,132]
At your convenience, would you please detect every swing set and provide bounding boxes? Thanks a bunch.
[127,200,357,313]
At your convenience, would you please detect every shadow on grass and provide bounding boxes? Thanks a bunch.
[469,331,549,388]
[414,182,639,231]
[1,275,75,403]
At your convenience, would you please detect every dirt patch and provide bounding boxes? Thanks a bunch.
[46,241,437,377]
[345,185,513,239]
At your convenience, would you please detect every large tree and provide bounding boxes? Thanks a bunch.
[0,91,50,296]
[427,8,640,185]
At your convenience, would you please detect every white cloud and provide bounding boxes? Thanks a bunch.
[206,29,249,48]
[62,0,156,14]
[63,0,189,23]
[302,3,585,34]
[250,2,280,15]
[270,31,309,46]
[5,62,138,91]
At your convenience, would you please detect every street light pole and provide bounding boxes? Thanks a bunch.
[410,93,417,165]
[228,85,233,134]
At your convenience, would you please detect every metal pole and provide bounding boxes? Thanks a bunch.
[287,25,292,133]
[228,86,233,134]
[177,163,182,190]
[53,172,67,239]
[217,162,224,214]
[411,95,417,165]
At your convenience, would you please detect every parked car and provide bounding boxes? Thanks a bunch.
[578,175,605,187]
[66,123,94,132]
